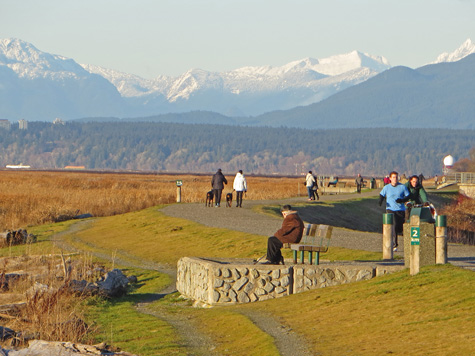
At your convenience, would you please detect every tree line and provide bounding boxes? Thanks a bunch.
[0,121,473,176]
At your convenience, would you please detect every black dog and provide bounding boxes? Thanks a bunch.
[205,190,214,207]
[225,192,233,207]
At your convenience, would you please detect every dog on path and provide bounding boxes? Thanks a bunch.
[225,192,233,207]
[205,190,214,207]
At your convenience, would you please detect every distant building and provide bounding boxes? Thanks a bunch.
[64,166,86,170]
[0,119,11,130]
[53,118,65,125]
[18,119,28,130]
[6,163,31,169]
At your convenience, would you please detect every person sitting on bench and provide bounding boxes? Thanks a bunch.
[263,205,304,265]
[327,176,338,187]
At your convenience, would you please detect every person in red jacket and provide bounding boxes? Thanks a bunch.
[264,205,304,265]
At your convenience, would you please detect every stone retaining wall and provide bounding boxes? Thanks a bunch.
[176,257,404,305]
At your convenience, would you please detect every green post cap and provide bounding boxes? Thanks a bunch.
[436,215,447,227]
[383,213,394,225]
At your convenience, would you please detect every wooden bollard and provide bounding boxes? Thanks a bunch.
[382,213,394,260]
[176,186,182,203]
[435,215,447,264]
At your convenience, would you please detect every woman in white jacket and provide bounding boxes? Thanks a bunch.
[233,170,247,207]
[306,171,316,200]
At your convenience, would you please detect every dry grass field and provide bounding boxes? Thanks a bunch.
[0,170,306,230]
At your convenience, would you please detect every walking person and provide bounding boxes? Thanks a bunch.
[233,170,247,207]
[211,169,227,207]
[263,205,304,265]
[305,171,316,200]
[355,173,364,193]
[378,171,410,251]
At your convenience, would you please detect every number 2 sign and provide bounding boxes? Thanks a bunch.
[411,227,420,245]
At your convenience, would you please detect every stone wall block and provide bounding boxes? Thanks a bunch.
[238,291,250,303]
[244,281,254,293]
[251,269,260,278]
[323,268,335,279]
[222,268,231,278]
[257,278,266,287]
[272,269,281,279]
[212,290,220,303]
[356,269,374,281]
[264,283,275,293]
[233,269,241,279]
[255,287,267,296]
[214,279,224,288]
[249,293,258,302]
[229,289,237,302]
[281,275,290,287]
[233,277,249,291]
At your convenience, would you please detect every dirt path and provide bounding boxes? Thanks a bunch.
[50,220,221,356]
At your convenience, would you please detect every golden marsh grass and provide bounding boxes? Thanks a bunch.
[0,170,304,230]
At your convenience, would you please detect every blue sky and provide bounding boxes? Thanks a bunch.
[1,0,474,78]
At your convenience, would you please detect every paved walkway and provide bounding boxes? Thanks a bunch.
[161,191,475,271]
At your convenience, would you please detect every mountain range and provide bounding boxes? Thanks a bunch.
[0,38,474,128]
[255,52,475,129]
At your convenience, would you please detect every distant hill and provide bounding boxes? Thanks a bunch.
[1,122,473,176]
[255,54,475,129]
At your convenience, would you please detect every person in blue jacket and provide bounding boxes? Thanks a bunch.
[379,171,410,251]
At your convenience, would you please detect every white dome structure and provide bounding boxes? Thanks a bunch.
[443,155,454,168]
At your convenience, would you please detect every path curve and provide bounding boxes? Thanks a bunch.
[50,220,220,356]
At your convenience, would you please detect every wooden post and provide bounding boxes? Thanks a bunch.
[382,213,394,260]
[176,186,181,203]
[435,215,447,264]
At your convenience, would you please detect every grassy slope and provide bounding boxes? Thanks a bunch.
[3,194,472,356]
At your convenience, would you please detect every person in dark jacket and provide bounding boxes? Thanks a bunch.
[355,173,364,193]
[264,205,304,265]
[404,175,429,220]
[211,169,227,207]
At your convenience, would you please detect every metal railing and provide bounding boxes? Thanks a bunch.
[445,172,475,184]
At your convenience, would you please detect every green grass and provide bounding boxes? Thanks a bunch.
[2,197,472,356]
[0,220,75,257]
[239,264,474,356]
[84,268,185,355]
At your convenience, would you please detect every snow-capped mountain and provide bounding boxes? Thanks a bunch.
[432,38,475,63]
[82,50,391,117]
[0,38,472,121]
[0,38,124,120]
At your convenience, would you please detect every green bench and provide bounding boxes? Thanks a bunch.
[284,224,333,265]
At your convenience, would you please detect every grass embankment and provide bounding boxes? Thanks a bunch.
[44,201,473,356]
[3,193,471,355]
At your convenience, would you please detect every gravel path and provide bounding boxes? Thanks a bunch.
[160,191,475,270]
[161,190,386,254]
